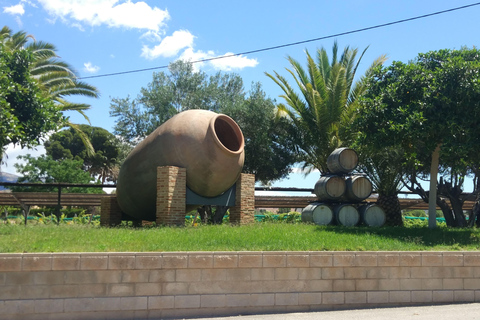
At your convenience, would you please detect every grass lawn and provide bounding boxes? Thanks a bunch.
[1,221,480,253]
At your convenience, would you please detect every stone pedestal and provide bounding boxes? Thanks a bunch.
[100,196,122,226]
[156,166,187,226]
[229,173,255,224]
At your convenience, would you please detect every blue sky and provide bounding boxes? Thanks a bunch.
[1,0,480,192]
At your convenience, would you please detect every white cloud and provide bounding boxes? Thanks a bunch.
[3,3,25,15]
[178,48,258,72]
[37,0,169,31]
[83,62,100,73]
[141,30,195,59]
[209,52,258,71]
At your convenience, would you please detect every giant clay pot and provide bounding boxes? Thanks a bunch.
[116,110,245,220]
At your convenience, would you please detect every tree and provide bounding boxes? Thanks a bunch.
[110,60,297,183]
[0,40,64,164]
[45,125,122,183]
[265,41,387,173]
[11,154,101,193]
[354,48,480,228]
[1,26,99,155]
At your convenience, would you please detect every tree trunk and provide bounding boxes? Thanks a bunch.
[428,145,441,229]
[437,197,455,227]
[377,193,403,226]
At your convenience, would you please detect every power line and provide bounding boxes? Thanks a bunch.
[78,2,480,80]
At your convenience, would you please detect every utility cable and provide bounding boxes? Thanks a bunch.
[78,2,480,80]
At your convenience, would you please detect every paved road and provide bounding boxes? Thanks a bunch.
[189,303,480,320]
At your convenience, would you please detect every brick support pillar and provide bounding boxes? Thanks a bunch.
[100,196,122,226]
[156,166,186,226]
[230,173,255,224]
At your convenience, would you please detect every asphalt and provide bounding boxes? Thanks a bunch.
[186,303,480,320]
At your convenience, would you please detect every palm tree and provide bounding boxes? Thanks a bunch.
[1,26,99,155]
[266,41,387,173]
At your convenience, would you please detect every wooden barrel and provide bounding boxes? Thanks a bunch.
[301,203,334,225]
[334,204,360,227]
[342,175,373,202]
[327,147,358,174]
[314,176,346,201]
[359,204,386,227]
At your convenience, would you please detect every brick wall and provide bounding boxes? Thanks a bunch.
[230,173,255,224]
[1,251,479,319]
[100,196,123,226]
[156,166,187,226]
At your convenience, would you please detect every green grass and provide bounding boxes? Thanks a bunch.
[1,221,480,253]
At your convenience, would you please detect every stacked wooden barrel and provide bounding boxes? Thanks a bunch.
[301,147,386,227]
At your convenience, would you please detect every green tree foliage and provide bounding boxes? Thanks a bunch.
[11,155,101,193]
[0,40,63,163]
[355,47,480,227]
[1,26,99,155]
[45,125,122,183]
[266,41,387,173]
[110,60,297,183]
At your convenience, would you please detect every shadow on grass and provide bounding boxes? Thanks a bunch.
[317,225,480,248]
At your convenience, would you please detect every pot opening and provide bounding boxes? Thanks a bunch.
[213,115,244,153]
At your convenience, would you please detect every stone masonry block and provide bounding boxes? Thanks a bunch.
[377,253,400,266]
[214,254,238,268]
[238,253,263,268]
[309,253,333,267]
[412,291,433,303]
[333,253,355,267]
[333,279,355,292]
[464,252,480,266]
[443,253,464,266]
[286,254,309,268]
[322,267,344,279]
[443,278,464,290]
[200,294,227,308]
[250,293,275,307]
[367,291,389,304]
[432,290,453,302]
[201,269,227,281]
[188,254,214,268]
[454,290,475,302]
[148,296,175,310]
[135,254,162,269]
[225,294,250,307]
[274,268,298,280]
[0,256,22,272]
[453,267,474,278]
[226,268,251,281]
[322,292,344,305]
[251,268,275,281]
[52,254,80,271]
[345,292,367,304]
[162,253,188,269]
[344,267,368,279]
[399,253,422,266]
[298,292,322,305]
[108,254,136,270]
[22,254,52,271]
[389,291,411,303]
[355,253,377,266]
[119,297,148,311]
[80,254,108,270]
[422,252,443,266]
[176,269,202,282]
[275,293,298,306]
[356,279,379,291]
[174,295,200,309]
[298,268,322,280]
[263,253,286,268]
